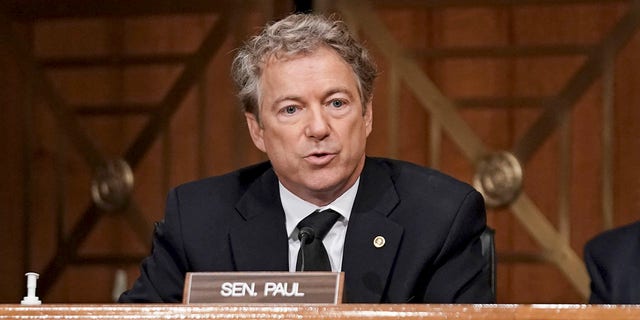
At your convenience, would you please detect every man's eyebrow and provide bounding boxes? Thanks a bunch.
[268,88,356,108]
[323,87,354,99]
[272,95,302,106]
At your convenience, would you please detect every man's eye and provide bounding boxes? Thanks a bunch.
[330,100,344,108]
[283,106,297,114]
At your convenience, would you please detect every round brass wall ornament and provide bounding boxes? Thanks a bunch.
[91,158,134,211]
[473,151,523,208]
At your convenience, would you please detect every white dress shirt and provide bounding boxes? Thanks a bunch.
[280,179,359,272]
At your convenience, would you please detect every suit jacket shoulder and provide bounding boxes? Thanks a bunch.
[584,220,640,304]
[361,157,481,235]
[586,220,640,249]
[172,161,273,205]
[372,157,477,199]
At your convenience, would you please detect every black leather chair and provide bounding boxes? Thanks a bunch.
[480,226,496,302]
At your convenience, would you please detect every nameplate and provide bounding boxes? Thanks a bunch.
[183,272,344,304]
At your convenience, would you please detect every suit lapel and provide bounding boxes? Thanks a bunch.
[342,158,403,303]
[229,168,289,271]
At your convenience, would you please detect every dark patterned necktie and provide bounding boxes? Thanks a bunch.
[296,209,341,271]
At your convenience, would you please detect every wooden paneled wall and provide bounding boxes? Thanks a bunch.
[1,0,639,304]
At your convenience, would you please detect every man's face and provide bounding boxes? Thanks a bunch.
[246,46,373,205]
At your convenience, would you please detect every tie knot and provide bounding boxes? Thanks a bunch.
[297,209,341,243]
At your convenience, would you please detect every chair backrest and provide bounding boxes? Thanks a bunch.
[480,226,496,302]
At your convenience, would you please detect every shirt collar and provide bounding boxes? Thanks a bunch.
[280,178,359,238]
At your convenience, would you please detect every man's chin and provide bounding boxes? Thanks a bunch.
[303,177,354,197]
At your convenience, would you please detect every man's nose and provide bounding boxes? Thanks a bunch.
[304,107,330,139]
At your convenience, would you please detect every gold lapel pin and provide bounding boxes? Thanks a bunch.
[373,236,386,248]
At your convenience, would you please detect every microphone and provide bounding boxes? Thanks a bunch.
[299,226,315,244]
[298,227,316,271]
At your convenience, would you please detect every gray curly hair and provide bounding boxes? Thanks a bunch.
[231,13,378,119]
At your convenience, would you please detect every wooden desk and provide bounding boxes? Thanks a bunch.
[1,304,640,319]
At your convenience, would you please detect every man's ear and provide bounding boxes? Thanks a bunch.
[364,101,373,137]
[245,112,266,152]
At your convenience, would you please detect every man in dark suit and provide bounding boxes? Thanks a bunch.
[119,13,491,304]
[584,221,640,304]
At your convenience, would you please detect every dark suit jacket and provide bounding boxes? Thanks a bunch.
[584,220,640,304]
[119,157,491,303]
